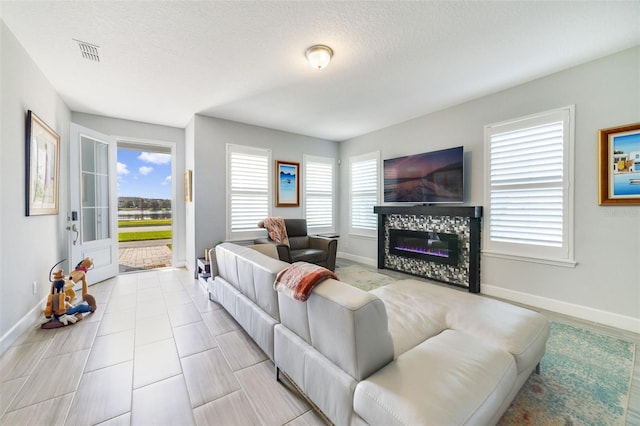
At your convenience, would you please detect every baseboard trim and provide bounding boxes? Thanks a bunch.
[482,283,640,334]
[337,252,377,267]
[0,296,48,355]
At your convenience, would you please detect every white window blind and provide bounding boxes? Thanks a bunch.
[484,106,575,264]
[304,155,335,232]
[226,144,271,240]
[350,152,380,236]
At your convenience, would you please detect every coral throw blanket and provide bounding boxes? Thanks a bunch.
[258,217,289,246]
[274,262,338,302]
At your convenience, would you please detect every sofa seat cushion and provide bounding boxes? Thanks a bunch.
[372,280,550,374]
[290,248,327,264]
[370,282,448,358]
[353,329,517,426]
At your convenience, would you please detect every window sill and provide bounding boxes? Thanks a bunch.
[482,250,577,268]
[348,232,377,240]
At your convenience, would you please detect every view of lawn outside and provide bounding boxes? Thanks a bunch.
[118,218,172,243]
[118,197,173,272]
[117,147,173,271]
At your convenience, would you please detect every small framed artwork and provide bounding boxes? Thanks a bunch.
[598,122,640,205]
[276,160,300,207]
[184,169,192,202]
[25,110,60,216]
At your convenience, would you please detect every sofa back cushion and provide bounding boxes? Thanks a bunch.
[215,243,288,321]
[278,278,394,380]
[372,279,550,374]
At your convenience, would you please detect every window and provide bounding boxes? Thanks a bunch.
[226,144,271,240]
[484,106,575,266]
[303,155,335,233]
[349,151,380,237]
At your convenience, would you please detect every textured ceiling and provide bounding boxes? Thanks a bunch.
[1,1,639,141]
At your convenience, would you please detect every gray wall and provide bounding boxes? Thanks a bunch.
[70,112,187,268]
[1,21,71,347]
[339,47,640,331]
[2,13,637,345]
[186,114,338,274]
[0,22,188,347]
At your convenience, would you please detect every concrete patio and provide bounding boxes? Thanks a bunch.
[118,239,172,272]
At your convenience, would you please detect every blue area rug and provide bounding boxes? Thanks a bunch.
[499,322,635,425]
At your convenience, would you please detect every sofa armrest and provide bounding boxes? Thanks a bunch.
[309,236,338,271]
[253,238,292,263]
[207,247,219,276]
[278,278,394,380]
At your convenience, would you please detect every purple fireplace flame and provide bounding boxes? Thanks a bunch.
[389,229,459,265]
[394,245,450,258]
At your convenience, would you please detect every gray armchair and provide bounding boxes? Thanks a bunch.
[254,218,338,271]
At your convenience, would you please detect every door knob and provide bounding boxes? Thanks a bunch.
[71,224,79,245]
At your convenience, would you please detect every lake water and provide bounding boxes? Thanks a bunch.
[119,210,172,220]
[613,172,640,196]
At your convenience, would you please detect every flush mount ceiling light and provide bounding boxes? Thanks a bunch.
[305,45,333,70]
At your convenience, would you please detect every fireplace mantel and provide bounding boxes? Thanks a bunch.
[374,205,483,293]
[373,205,482,218]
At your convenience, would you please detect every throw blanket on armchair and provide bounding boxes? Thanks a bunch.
[274,262,337,301]
[258,217,289,246]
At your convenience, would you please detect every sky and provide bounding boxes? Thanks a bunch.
[612,132,640,154]
[117,149,171,199]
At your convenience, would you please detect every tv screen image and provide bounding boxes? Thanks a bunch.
[384,146,464,203]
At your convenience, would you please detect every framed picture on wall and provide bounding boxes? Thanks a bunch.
[25,110,60,216]
[598,122,640,205]
[276,160,300,207]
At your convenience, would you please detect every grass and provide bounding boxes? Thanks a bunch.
[118,219,172,242]
[118,230,172,242]
[118,219,172,227]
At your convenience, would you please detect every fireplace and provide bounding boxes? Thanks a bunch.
[389,229,459,265]
[374,205,482,293]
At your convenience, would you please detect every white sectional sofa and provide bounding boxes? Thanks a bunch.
[209,242,284,360]
[208,242,550,425]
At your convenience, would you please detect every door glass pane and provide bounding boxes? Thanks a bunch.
[82,207,96,242]
[96,142,108,174]
[81,136,110,243]
[82,172,96,207]
[97,207,109,239]
[97,175,109,207]
[81,137,96,173]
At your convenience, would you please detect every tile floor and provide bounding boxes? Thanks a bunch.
[1,263,639,425]
[0,268,324,425]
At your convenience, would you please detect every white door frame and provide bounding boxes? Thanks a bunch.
[116,137,178,270]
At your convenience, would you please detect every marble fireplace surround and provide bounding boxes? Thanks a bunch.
[374,205,482,293]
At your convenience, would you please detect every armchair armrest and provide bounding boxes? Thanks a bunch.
[253,238,292,263]
[309,236,338,271]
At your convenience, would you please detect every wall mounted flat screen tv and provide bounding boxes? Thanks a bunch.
[384,146,464,203]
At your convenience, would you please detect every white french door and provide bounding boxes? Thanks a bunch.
[68,123,118,284]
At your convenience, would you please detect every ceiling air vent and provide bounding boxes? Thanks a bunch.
[73,39,101,62]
